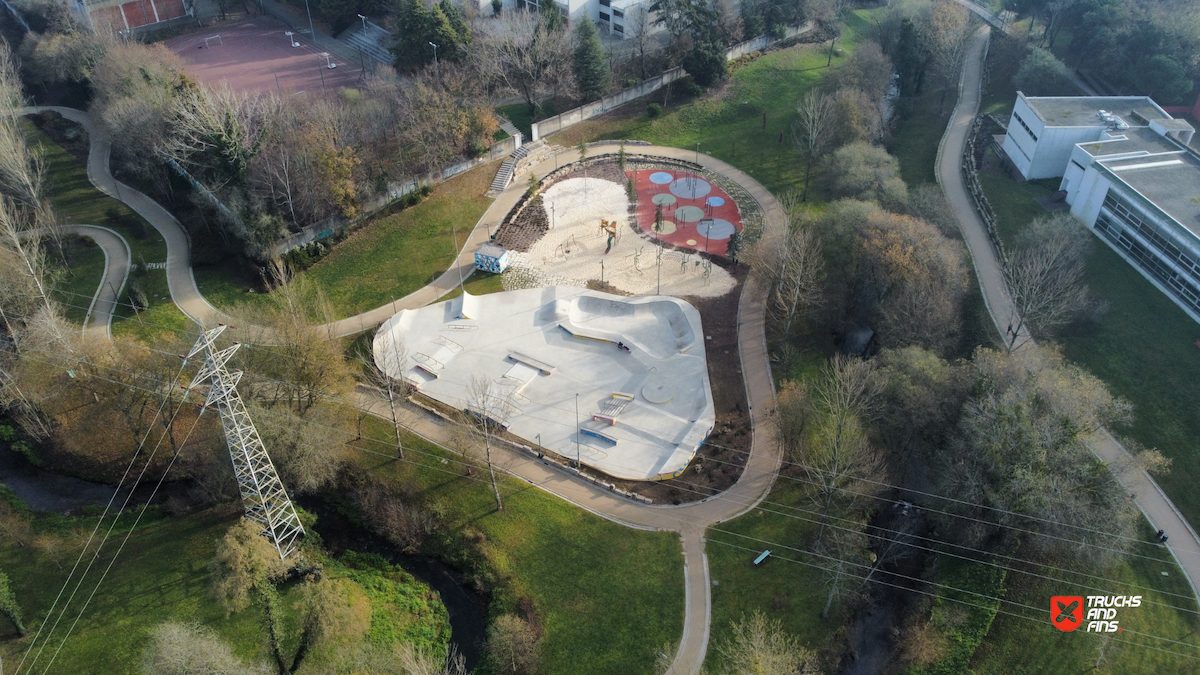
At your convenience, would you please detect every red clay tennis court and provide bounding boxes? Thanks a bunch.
[164,16,363,96]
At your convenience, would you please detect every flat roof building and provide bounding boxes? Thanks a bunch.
[998,94,1200,323]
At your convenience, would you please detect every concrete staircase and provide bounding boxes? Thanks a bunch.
[337,21,395,66]
[488,144,531,195]
[498,118,523,141]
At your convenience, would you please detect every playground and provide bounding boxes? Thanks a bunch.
[501,175,737,298]
[626,168,744,257]
[164,16,361,96]
[373,287,716,481]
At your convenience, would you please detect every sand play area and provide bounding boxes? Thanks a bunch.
[375,287,715,481]
[502,177,736,298]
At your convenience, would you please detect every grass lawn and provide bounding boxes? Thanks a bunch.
[549,9,881,199]
[348,415,684,675]
[497,103,536,140]
[0,508,279,673]
[971,523,1200,675]
[438,269,506,301]
[705,481,843,671]
[196,164,496,321]
[24,121,189,343]
[51,235,107,326]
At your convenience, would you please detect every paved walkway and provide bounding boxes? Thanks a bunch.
[936,27,1200,601]
[67,225,130,340]
[23,102,787,672]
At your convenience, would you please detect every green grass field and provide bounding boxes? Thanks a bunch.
[705,481,843,672]
[971,523,1200,675]
[25,122,190,343]
[195,164,495,322]
[51,235,106,326]
[550,10,878,199]
[348,415,684,675]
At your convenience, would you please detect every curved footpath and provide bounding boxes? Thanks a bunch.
[20,102,786,673]
[937,27,1200,600]
[65,224,130,339]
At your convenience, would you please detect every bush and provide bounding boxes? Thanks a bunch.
[647,103,663,118]
[1013,47,1074,96]
[685,82,704,98]
[682,43,727,87]
[624,78,640,87]
[419,183,433,197]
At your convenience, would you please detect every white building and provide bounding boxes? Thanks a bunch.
[499,0,657,39]
[998,94,1200,322]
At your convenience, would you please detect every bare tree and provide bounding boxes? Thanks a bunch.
[715,612,821,674]
[474,11,574,117]
[627,5,655,80]
[486,614,541,674]
[791,89,835,202]
[466,375,514,512]
[361,331,412,459]
[1003,213,1096,347]
[753,217,825,337]
[143,621,269,675]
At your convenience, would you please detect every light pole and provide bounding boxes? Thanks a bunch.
[285,31,300,47]
[303,0,317,46]
[429,42,439,82]
[357,13,367,32]
[574,393,580,468]
[551,204,555,230]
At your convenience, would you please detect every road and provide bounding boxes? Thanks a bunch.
[936,27,1200,600]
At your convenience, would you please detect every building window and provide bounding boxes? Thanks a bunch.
[614,23,624,33]
[600,0,609,5]
[1095,191,1200,314]
[613,8,623,17]
[1013,112,1039,142]
[600,11,610,21]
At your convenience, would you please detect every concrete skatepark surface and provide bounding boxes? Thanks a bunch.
[374,287,716,481]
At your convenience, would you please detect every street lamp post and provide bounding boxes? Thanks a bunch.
[429,42,439,82]
[358,13,367,32]
[303,0,317,46]
[574,393,580,468]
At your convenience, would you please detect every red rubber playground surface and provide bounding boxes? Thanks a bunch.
[626,169,743,257]
[164,17,361,96]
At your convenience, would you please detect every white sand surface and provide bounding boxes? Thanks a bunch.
[503,177,736,298]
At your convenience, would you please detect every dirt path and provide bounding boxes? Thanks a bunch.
[936,27,1200,602]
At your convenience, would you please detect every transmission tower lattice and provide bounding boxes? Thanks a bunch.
[186,325,304,559]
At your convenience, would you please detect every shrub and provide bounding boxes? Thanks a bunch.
[647,103,663,118]
[419,183,433,197]
[685,82,704,97]
[682,43,727,87]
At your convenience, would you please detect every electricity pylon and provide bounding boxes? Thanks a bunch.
[186,325,304,560]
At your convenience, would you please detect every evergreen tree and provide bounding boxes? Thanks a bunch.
[683,42,726,87]
[391,0,473,72]
[0,571,24,635]
[573,18,609,102]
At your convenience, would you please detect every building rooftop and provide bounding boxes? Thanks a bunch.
[1023,95,1171,128]
[1099,151,1200,238]
[1079,127,1184,158]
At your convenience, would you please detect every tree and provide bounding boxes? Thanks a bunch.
[682,42,727,87]
[904,184,958,238]
[209,518,291,615]
[753,219,824,336]
[852,212,969,355]
[1013,46,1073,96]
[803,355,884,546]
[1002,213,1097,345]
[474,10,574,117]
[791,90,835,202]
[932,346,1136,566]
[362,331,412,459]
[0,570,24,635]
[573,18,609,102]
[826,142,908,210]
[715,612,820,674]
[143,621,268,675]
[486,614,541,674]
[922,0,974,115]
[627,5,656,80]
[828,87,883,152]
[393,0,472,72]
[466,375,513,512]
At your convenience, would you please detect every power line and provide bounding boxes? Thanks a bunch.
[13,347,1200,661]
[12,338,1200,608]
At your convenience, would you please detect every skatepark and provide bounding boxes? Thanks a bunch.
[373,287,716,481]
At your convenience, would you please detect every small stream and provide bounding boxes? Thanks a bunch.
[0,448,117,512]
[297,496,487,670]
